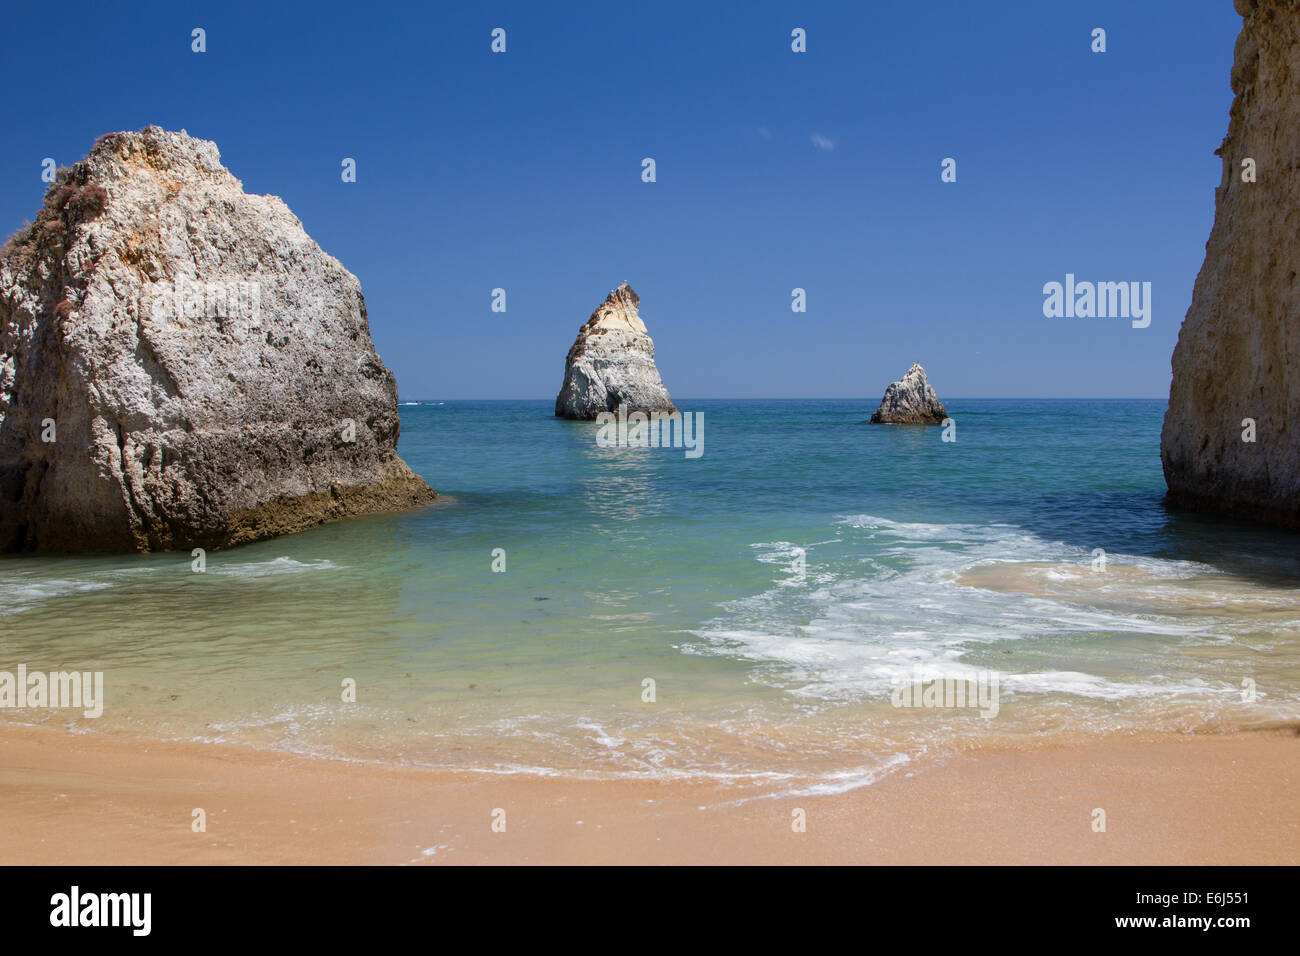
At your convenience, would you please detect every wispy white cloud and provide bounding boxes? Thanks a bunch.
[811,133,835,151]
[757,126,772,140]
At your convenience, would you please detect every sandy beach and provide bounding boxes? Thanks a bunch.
[1,723,1295,865]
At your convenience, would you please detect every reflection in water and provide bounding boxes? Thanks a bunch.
[578,438,665,525]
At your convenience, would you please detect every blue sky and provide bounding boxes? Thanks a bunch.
[2,1,1240,398]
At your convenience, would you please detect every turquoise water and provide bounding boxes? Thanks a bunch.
[2,399,1298,793]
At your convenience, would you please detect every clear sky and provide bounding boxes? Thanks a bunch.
[2,1,1241,399]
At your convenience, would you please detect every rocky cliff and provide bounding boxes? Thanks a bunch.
[869,363,947,424]
[555,283,676,420]
[0,126,434,553]
[1161,0,1300,528]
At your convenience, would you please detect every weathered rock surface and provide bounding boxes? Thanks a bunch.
[0,126,434,553]
[555,282,676,419]
[1161,0,1300,529]
[869,363,947,424]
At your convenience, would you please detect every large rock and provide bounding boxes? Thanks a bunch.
[0,126,434,553]
[869,363,947,424]
[1161,0,1300,528]
[555,282,676,419]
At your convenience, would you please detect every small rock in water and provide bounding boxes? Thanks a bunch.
[869,363,947,424]
[554,282,676,420]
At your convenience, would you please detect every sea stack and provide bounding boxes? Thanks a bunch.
[0,127,435,553]
[1161,0,1300,529]
[869,363,947,424]
[555,282,676,419]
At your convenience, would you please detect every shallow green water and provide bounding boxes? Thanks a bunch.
[2,400,1298,793]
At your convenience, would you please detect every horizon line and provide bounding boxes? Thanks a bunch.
[397,396,1171,403]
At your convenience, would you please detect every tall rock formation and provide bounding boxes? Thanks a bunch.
[555,282,676,419]
[869,363,947,424]
[1161,0,1300,528]
[0,126,434,553]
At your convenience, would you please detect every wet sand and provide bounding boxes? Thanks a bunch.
[1,723,1296,865]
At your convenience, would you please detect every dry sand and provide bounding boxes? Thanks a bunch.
[1,723,1296,865]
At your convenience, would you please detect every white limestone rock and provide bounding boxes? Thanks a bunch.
[555,282,676,419]
[0,127,434,553]
[869,363,947,424]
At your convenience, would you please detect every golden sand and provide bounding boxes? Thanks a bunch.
[1,723,1295,865]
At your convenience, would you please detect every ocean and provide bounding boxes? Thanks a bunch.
[2,399,1298,796]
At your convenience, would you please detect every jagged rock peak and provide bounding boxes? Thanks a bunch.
[594,281,640,316]
[1161,0,1300,528]
[576,282,647,336]
[869,363,947,424]
[0,126,435,553]
[555,282,675,420]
